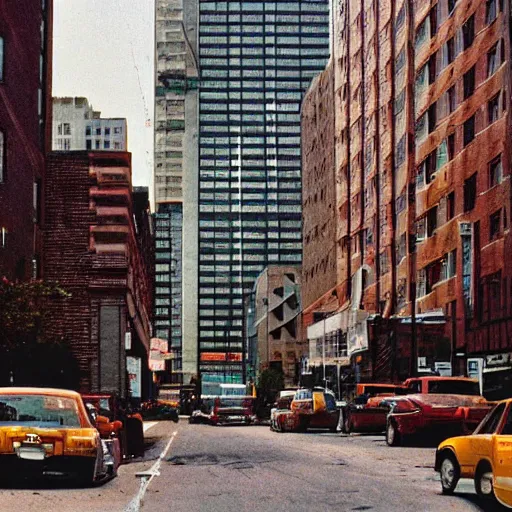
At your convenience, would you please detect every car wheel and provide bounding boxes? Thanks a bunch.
[439,452,460,495]
[385,420,401,447]
[475,463,495,501]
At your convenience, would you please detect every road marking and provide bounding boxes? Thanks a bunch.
[143,422,158,433]
[125,430,178,512]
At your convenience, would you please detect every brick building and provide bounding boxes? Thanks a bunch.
[44,152,153,399]
[302,0,512,390]
[0,0,53,280]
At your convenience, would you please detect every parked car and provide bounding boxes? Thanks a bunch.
[141,399,179,423]
[385,393,491,446]
[0,387,119,484]
[82,393,144,459]
[435,399,512,507]
[270,390,296,432]
[210,396,255,426]
[403,376,481,396]
[272,387,340,433]
[342,395,406,434]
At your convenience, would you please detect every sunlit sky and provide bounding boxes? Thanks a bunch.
[52,0,155,189]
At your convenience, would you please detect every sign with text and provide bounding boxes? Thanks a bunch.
[127,356,141,398]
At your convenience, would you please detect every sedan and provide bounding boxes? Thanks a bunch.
[0,387,117,484]
[435,399,512,508]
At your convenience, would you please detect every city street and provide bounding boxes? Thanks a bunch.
[0,420,503,512]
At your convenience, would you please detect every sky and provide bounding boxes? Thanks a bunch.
[52,0,155,188]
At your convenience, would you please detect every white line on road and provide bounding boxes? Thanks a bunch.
[125,430,178,512]
[143,421,158,433]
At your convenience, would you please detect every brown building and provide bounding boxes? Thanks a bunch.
[247,266,303,387]
[43,152,153,399]
[0,0,53,279]
[302,0,512,389]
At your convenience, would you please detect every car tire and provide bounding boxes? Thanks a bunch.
[385,420,400,447]
[475,463,496,501]
[439,452,460,495]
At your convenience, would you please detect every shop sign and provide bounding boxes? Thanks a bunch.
[127,356,141,398]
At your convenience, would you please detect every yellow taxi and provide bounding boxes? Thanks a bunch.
[435,398,512,507]
[0,387,117,484]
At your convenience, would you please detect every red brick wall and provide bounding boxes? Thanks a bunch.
[0,0,53,279]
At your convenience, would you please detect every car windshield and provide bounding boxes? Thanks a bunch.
[427,380,480,396]
[0,395,81,428]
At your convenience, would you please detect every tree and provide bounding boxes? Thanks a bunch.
[0,276,70,348]
[257,367,285,405]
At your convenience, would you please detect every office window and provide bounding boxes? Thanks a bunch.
[489,155,502,187]
[442,37,455,67]
[441,250,457,281]
[463,115,475,146]
[464,173,477,211]
[463,66,475,99]
[95,127,101,136]
[490,210,501,241]
[95,139,100,149]
[487,41,503,77]
[427,206,438,236]
[488,93,501,123]
[86,139,92,150]
[105,127,110,136]
[447,86,456,113]
[104,140,110,149]
[85,126,91,136]
[462,15,474,50]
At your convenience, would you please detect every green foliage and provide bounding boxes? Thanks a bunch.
[258,368,284,395]
[0,277,70,347]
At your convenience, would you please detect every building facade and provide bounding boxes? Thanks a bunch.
[52,97,127,152]
[154,0,199,385]
[44,151,153,399]
[0,0,53,280]
[247,265,303,387]
[197,0,330,385]
[302,0,512,390]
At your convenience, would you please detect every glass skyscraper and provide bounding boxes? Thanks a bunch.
[197,0,330,384]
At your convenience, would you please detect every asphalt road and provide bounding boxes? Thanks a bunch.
[0,421,505,512]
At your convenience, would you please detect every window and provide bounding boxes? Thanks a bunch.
[490,210,501,241]
[104,140,110,149]
[427,206,438,236]
[440,250,457,280]
[447,86,456,113]
[104,127,110,136]
[85,126,91,136]
[86,139,92,150]
[0,37,3,81]
[0,130,4,182]
[463,115,475,146]
[95,127,101,136]
[488,93,501,123]
[428,54,437,84]
[486,0,501,24]
[464,173,477,211]
[57,124,62,135]
[477,403,506,434]
[488,41,502,77]
[489,155,502,187]
[442,37,455,67]
[463,66,475,99]
[462,15,475,50]
[95,140,100,149]
[447,191,455,220]
[63,123,71,135]
[114,126,122,134]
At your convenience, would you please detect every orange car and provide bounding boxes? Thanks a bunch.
[0,387,119,483]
